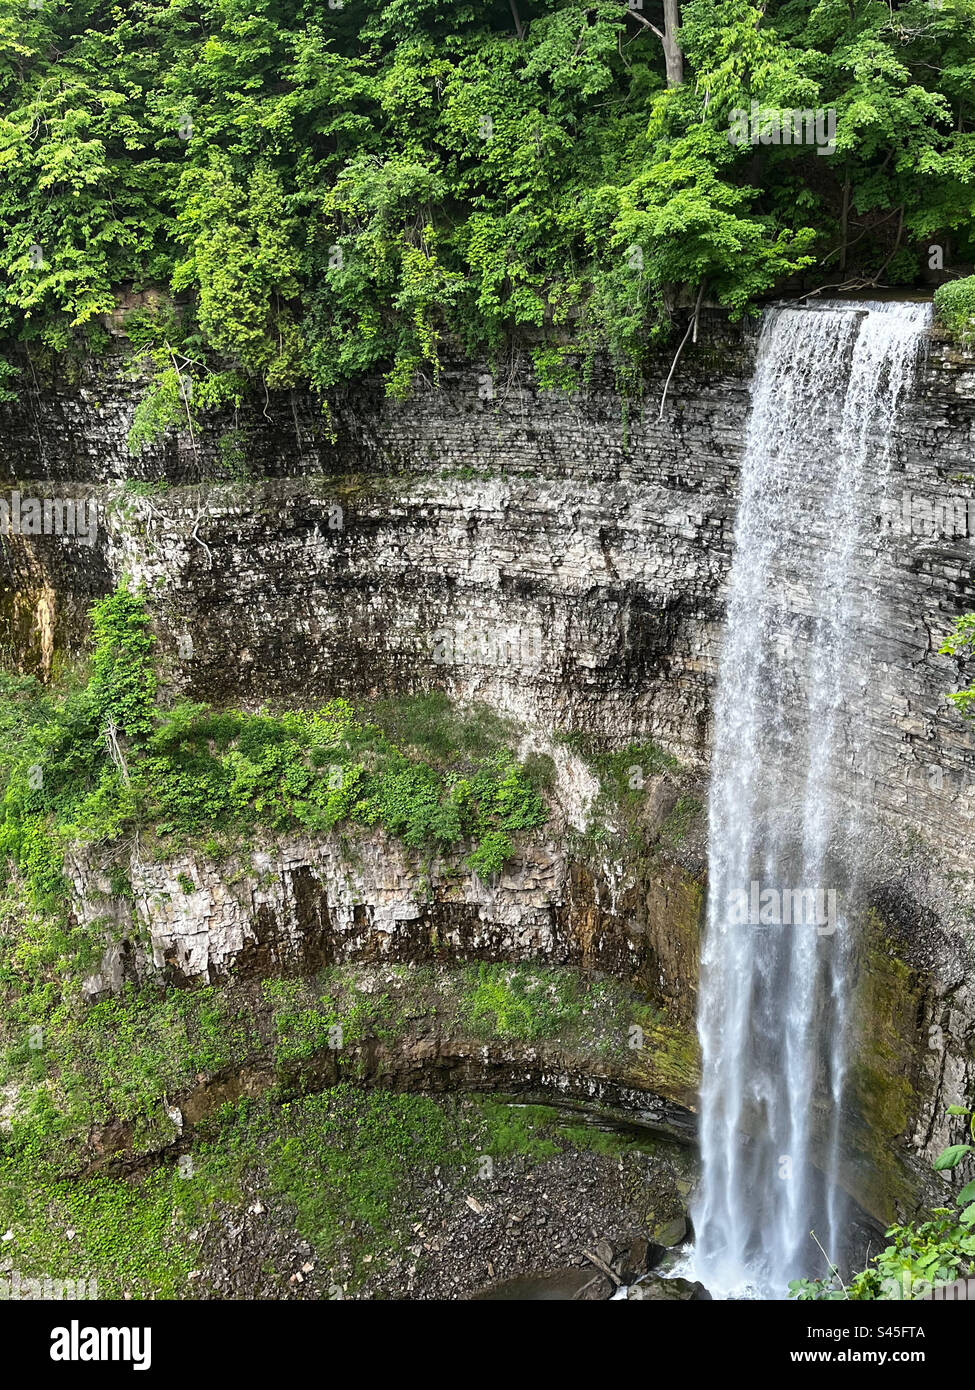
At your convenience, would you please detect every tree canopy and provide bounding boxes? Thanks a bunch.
[2,0,974,418]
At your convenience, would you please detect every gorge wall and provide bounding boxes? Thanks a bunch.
[2,312,974,851]
[1,307,974,1228]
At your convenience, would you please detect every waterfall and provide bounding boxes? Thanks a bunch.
[692,300,932,1298]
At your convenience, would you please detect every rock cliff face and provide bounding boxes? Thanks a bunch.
[2,314,973,849]
[70,828,697,1008]
[0,316,752,757]
[1,308,973,1222]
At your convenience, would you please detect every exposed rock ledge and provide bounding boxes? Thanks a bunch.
[77,1026,698,1181]
[71,822,704,1024]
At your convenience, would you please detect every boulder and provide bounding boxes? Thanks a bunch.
[626,1275,711,1301]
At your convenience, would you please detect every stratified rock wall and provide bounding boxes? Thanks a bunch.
[2,316,973,860]
[2,310,974,1203]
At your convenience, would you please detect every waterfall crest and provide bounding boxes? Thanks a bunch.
[692,300,932,1298]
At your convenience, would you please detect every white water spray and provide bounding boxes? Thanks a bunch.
[692,300,931,1298]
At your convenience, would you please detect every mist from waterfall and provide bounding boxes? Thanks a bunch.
[691,300,932,1298]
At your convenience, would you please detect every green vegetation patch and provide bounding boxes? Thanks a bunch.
[179,1086,471,1276]
[0,980,265,1166]
[0,1084,474,1297]
[0,956,692,1176]
[940,613,975,718]
[935,277,975,349]
[0,1082,692,1298]
[0,586,549,922]
[461,961,587,1041]
[4,0,972,426]
[555,729,697,863]
[474,1098,669,1163]
[0,1163,198,1301]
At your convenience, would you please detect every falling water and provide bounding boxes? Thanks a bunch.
[692,300,932,1298]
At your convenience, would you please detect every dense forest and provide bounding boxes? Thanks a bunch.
[2,0,975,426]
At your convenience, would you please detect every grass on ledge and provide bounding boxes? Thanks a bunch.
[0,959,695,1176]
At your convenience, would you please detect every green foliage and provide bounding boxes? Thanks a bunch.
[366,691,514,765]
[0,954,656,1184]
[660,794,703,846]
[126,364,192,458]
[1,1081,674,1297]
[0,1161,197,1300]
[136,701,547,863]
[0,1083,470,1296]
[555,729,692,861]
[935,276,975,346]
[263,1087,458,1261]
[941,613,975,717]
[4,0,974,439]
[0,940,695,1300]
[89,583,157,740]
[0,588,548,922]
[0,583,156,909]
[263,977,369,1070]
[0,966,275,1165]
[461,962,584,1041]
[586,739,680,807]
[474,1098,655,1162]
[790,1105,975,1300]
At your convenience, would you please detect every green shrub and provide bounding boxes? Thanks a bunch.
[0,589,549,916]
[940,614,975,717]
[935,277,975,347]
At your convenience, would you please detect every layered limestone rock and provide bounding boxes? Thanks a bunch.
[0,318,750,759]
[69,820,703,1024]
[2,309,974,1211]
[1,317,973,868]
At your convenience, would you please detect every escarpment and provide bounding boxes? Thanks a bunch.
[2,319,974,858]
[1,315,974,1298]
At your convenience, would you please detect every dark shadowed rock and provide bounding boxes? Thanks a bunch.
[613,1234,666,1282]
[626,1275,711,1301]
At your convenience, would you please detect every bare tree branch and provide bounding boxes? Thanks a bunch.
[624,8,666,43]
[659,280,706,421]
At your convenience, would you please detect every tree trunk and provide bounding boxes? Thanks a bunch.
[662,0,683,88]
[508,0,525,41]
[839,166,851,273]
[624,4,683,87]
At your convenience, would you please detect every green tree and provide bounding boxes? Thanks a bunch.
[1,0,974,432]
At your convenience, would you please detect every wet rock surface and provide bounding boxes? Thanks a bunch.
[625,1275,711,1301]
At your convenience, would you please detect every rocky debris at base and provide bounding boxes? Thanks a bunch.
[191,1141,694,1301]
